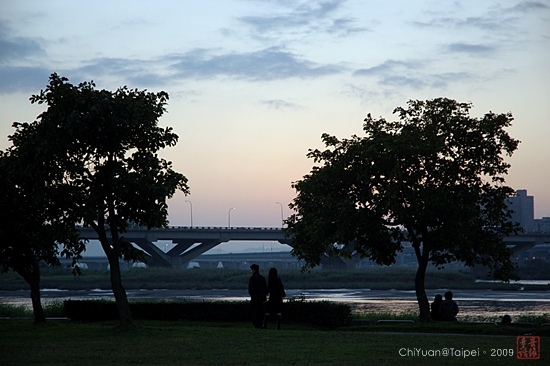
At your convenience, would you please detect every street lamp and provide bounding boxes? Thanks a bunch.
[276,202,284,228]
[228,207,236,228]
[185,200,193,228]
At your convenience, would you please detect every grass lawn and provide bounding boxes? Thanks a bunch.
[1,319,546,365]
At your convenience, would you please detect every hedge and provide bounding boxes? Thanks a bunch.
[63,299,351,328]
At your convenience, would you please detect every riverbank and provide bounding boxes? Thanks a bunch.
[2,267,549,292]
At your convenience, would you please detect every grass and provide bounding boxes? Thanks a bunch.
[1,319,547,365]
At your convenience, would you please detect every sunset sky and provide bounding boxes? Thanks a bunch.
[1,0,549,230]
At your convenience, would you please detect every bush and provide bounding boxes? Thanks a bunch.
[0,301,67,318]
[0,303,31,317]
[63,299,352,328]
[285,299,352,328]
[515,313,550,326]
[44,300,67,317]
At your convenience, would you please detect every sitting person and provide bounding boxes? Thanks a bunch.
[430,294,443,321]
[439,291,459,321]
[500,314,512,325]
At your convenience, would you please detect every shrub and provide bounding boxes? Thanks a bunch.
[63,299,351,328]
[44,300,66,317]
[515,313,550,326]
[0,303,31,317]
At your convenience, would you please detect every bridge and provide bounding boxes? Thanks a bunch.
[77,226,550,269]
[77,226,293,268]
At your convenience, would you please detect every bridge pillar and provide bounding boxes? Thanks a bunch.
[131,238,172,267]
[178,240,222,266]
[168,239,198,257]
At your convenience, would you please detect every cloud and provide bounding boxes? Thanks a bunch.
[0,38,45,63]
[412,16,512,31]
[327,17,371,37]
[354,60,424,77]
[0,25,51,93]
[0,66,52,93]
[352,59,475,91]
[413,1,549,32]
[0,45,342,94]
[259,99,301,110]
[168,47,342,81]
[353,60,427,90]
[237,0,368,40]
[380,75,427,89]
[239,0,340,30]
[0,25,45,63]
[507,1,550,13]
[77,57,147,76]
[429,72,474,88]
[446,42,495,55]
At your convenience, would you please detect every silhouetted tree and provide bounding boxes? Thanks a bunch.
[0,150,84,323]
[8,73,189,328]
[286,98,521,321]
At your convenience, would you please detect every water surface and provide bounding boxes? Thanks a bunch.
[1,288,549,320]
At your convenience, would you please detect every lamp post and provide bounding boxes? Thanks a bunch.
[185,200,193,228]
[276,202,283,228]
[228,207,235,228]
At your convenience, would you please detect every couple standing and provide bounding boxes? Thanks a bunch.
[248,264,286,329]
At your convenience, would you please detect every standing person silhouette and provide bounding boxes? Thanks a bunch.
[440,291,459,321]
[263,267,286,330]
[248,263,267,329]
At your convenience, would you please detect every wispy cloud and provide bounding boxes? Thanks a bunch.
[0,46,342,93]
[412,16,512,31]
[0,66,52,93]
[0,25,45,63]
[429,71,474,88]
[446,42,496,55]
[353,59,427,90]
[259,99,301,110]
[354,60,424,77]
[168,47,342,81]
[352,59,475,91]
[413,1,550,31]
[0,26,52,93]
[238,0,368,40]
[239,0,340,31]
[507,1,550,13]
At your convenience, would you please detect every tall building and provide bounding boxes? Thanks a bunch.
[507,189,535,232]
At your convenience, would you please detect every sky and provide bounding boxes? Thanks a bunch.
[1,0,550,232]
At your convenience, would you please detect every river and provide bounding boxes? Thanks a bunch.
[1,288,549,321]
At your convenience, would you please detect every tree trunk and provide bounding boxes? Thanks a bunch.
[94,219,134,329]
[414,257,431,322]
[30,276,46,323]
[17,260,46,323]
[106,252,133,328]
[411,234,431,323]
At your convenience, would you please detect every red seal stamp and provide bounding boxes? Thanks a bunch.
[516,336,541,360]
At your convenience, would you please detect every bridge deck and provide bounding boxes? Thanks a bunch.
[76,226,550,268]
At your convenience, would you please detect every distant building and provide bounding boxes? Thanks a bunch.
[533,217,550,233]
[507,189,535,232]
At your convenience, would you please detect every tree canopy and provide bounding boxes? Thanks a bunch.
[7,73,189,327]
[286,98,521,321]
